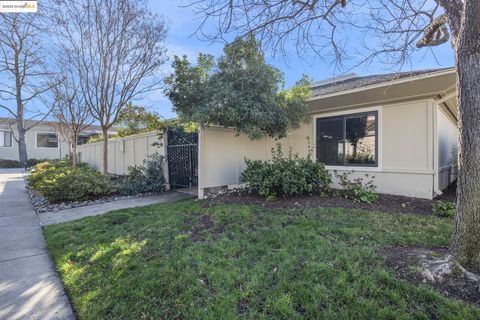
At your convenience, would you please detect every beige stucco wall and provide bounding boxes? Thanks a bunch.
[77,131,167,177]
[198,122,312,193]
[0,124,69,161]
[198,98,446,199]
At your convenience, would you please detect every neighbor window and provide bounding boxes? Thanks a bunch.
[0,130,12,147]
[316,111,377,166]
[36,132,58,148]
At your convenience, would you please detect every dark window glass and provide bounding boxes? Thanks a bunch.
[37,133,58,148]
[316,117,344,165]
[1,131,12,147]
[5,131,11,147]
[345,114,376,165]
[316,112,377,166]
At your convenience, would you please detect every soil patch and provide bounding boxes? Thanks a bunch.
[188,215,227,241]
[381,246,480,306]
[209,191,439,215]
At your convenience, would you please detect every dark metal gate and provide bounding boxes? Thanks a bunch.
[167,144,198,188]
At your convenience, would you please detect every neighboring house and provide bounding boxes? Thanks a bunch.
[0,118,109,161]
[196,68,458,199]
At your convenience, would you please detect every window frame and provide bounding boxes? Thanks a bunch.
[35,131,59,149]
[315,110,379,169]
[0,130,13,148]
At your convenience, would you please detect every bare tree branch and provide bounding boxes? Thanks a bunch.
[0,9,56,164]
[53,0,168,173]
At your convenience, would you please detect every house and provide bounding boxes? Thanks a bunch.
[196,67,458,200]
[0,118,108,162]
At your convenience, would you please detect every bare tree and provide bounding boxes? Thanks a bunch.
[189,0,480,273]
[53,0,168,173]
[0,12,56,165]
[49,62,93,167]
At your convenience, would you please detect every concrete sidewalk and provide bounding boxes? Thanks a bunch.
[39,191,195,226]
[0,169,74,320]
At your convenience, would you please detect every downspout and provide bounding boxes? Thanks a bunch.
[432,100,443,197]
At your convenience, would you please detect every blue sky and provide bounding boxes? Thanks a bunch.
[147,1,455,119]
[0,1,455,119]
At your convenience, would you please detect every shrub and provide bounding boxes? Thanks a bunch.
[29,159,72,188]
[432,201,455,218]
[0,159,22,168]
[121,152,166,195]
[241,144,331,199]
[26,158,50,168]
[335,171,378,204]
[29,161,114,202]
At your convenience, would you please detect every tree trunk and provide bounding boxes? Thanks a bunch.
[15,54,28,166]
[449,0,480,274]
[102,127,109,174]
[17,124,28,167]
[16,110,28,167]
[450,52,480,274]
[71,140,78,168]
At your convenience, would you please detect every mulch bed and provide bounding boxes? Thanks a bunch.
[207,182,458,216]
[381,245,480,306]
[209,191,439,215]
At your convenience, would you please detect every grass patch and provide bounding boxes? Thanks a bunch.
[44,201,480,319]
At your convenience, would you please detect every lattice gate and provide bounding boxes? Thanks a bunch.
[167,144,198,188]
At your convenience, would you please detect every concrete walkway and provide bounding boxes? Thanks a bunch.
[39,191,195,226]
[0,169,74,320]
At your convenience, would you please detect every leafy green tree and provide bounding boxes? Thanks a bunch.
[164,35,311,140]
[116,103,162,137]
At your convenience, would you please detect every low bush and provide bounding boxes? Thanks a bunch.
[241,144,331,200]
[335,171,378,204]
[26,158,50,168]
[29,160,114,202]
[0,158,54,169]
[432,201,455,218]
[121,152,166,195]
[29,159,72,188]
[0,159,22,168]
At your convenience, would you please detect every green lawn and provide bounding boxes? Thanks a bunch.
[44,200,480,319]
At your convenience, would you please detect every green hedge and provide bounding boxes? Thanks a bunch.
[0,159,22,168]
[29,160,115,202]
[241,144,331,200]
[0,158,55,168]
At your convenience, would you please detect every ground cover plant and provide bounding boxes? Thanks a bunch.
[335,171,379,204]
[432,201,456,218]
[45,200,480,319]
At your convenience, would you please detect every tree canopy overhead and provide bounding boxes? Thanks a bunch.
[116,103,162,137]
[164,35,311,140]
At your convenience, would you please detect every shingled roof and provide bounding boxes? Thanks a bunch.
[311,67,455,97]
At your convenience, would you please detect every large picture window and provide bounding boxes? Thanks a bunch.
[316,111,377,166]
[0,130,12,147]
[36,132,58,148]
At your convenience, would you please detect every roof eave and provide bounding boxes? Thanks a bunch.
[309,68,456,102]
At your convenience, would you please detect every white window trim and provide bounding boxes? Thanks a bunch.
[312,106,383,172]
[35,131,59,149]
[0,130,14,148]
